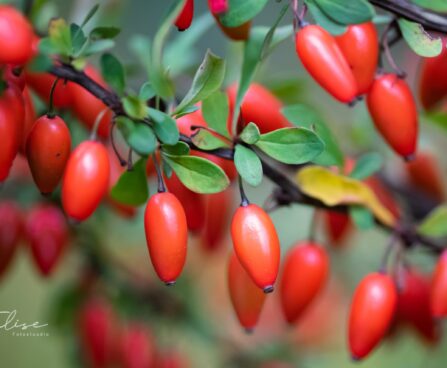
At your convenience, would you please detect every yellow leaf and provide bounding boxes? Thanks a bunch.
[296,166,396,227]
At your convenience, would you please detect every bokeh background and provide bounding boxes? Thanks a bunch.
[1,0,447,367]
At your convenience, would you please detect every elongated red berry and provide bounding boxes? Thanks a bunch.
[228,252,266,332]
[367,74,418,160]
[62,141,110,221]
[324,212,351,246]
[144,192,188,285]
[231,204,280,292]
[119,324,155,368]
[227,83,292,135]
[431,250,447,318]
[0,201,22,278]
[25,204,68,276]
[79,298,116,368]
[26,115,71,194]
[0,85,25,182]
[397,268,439,344]
[349,273,397,360]
[0,5,34,65]
[295,25,357,103]
[418,38,447,110]
[175,0,194,31]
[280,241,329,324]
[335,22,379,95]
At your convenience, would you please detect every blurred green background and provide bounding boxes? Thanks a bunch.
[1,0,447,367]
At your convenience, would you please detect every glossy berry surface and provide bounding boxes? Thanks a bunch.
[62,141,110,221]
[280,242,329,324]
[367,74,418,159]
[295,25,357,103]
[144,192,188,285]
[231,204,280,292]
[175,0,194,31]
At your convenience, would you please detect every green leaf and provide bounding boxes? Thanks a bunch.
[162,154,230,193]
[231,25,292,133]
[122,95,147,120]
[175,105,200,118]
[149,1,185,99]
[90,26,121,40]
[70,23,87,55]
[240,122,260,144]
[350,152,383,180]
[110,158,149,206]
[398,18,442,57]
[27,53,53,72]
[202,90,230,138]
[413,0,447,11]
[311,0,375,25]
[139,82,155,101]
[261,4,289,59]
[219,0,268,28]
[419,205,447,237]
[161,142,190,156]
[147,108,179,145]
[174,50,226,115]
[282,104,343,166]
[116,117,157,156]
[306,0,346,35]
[255,127,324,164]
[234,144,263,187]
[48,18,72,56]
[80,3,99,28]
[350,206,374,230]
[100,53,125,95]
[83,39,115,56]
[191,129,230,150]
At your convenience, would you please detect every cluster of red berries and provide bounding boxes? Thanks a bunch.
[296,22,418,160]
[0,201,68,278]
[78,297,189,368]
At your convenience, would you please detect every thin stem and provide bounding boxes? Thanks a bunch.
[308,209,319,242]
[190,125,233,144]
[110,119,127,166]
[238,175,249,207]
[47,77,60,118]
[379,232,399,274]
[381,21,406,78]
[89,108,109,141]
[153,153,166,193]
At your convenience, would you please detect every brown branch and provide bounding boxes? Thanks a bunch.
[50,62,445,255]
[370,0,447,33]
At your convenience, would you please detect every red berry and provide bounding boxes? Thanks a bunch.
[0,201,22,278]
[25,204,68,276]
[228,252,266,332]
[367,74,418,159]
[396,268,439,344]
[62,141,110,221]
[144,192,188,285]
[21,87,36,152]
[280,242,329,324]
[335,22,379,95]
[26,115,71,194]
[0,5,34,65]
[348,273,397,360]
[69,66,112,138]
[119,324,155,368]
[26,71,73,108]
[405,151,444,202]
[431,250,447,318]
[231,204,280,292]
[418,38,447,110]
[201,188,234,252]
[0,85,25,182]
[227,83,292,135]
[79,298,116,368]
[295,25,357,103]
[324,212,351,246]
[175,0,194,31]
[3,65,26,90]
